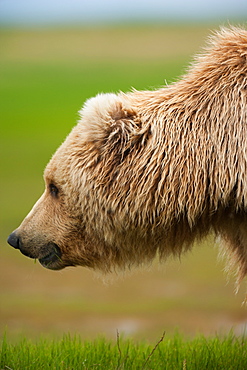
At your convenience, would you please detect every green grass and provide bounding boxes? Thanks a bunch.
[1,332,247,370]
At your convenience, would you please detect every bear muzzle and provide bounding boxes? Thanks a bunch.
[7,231,63,270]
[7,231,34,258]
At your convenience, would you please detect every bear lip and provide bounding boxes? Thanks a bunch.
[38,243,63,270]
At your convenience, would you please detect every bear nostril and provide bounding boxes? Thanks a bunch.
[7,231,20,250]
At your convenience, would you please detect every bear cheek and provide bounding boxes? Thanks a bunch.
[61,233,107,270]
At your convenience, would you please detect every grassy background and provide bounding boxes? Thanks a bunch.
[0,23,247,342]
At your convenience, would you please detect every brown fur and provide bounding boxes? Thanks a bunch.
[8,27,247,287]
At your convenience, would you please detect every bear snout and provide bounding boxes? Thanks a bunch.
[7,231,20,250]
[7,231,36,258]
[8,231,63,269]
[7,230,64,270]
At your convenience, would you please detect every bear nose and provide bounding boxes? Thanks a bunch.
[7,231,20,249]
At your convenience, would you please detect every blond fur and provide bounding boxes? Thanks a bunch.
[11,27,247,288]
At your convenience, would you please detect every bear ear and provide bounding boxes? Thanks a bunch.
[78,93,139,144]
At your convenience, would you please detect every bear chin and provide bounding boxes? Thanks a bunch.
[38,256,64,270]
[38,243,64,270]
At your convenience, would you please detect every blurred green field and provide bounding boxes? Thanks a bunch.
[0,23,246,342]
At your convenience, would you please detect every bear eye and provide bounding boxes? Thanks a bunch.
[49,183,59,198]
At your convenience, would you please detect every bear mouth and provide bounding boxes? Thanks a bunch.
[38,243,63,270]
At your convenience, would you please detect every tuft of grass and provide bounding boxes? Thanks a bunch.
[1,332,247,370]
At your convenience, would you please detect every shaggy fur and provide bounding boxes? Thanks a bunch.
[7,27,247,287]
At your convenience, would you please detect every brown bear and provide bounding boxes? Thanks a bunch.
[7,26,247,287]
